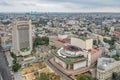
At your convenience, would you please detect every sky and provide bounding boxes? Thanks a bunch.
[0,0,120,12]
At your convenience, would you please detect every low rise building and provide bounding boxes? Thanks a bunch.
[97,57,120,80]
[52,37,102,75]
[0,36,12,51]
[115,41,120,56]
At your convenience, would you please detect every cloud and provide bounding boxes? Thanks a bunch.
[40,0,120,8]
[0,0,120,12]
[0,0,12,6]
[21,3,37,6]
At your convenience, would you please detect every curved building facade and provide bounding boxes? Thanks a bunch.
[97,58,120,80]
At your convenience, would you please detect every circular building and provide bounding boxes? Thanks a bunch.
[58,45,84,58]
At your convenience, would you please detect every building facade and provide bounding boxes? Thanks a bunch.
[54,37,102,71]
[71,37,93,50]
[97,57,120,80]
[12,19,32,56]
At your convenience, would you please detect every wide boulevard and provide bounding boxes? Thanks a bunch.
[0,50,12,80]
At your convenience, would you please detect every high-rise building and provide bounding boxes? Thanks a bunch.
[12,19,32,56]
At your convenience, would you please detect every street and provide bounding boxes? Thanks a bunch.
[37,46,72,80]
[0,50,12,80]
[45,56,72,80]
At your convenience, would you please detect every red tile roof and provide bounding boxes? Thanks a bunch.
[88,46,99,54]
[113,31,120,35]
[57,38,70,43]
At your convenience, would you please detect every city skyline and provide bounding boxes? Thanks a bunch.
[1,7,120,80]
[0,0,120,12]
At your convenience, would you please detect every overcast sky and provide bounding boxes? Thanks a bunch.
[0,0,120,12]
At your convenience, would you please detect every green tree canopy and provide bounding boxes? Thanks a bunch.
[33,36,49,48]
[112,55,119,60]
[77,74,93,80]
[93,40,97,45]
[10,52,21,72]
[10,52,17,60]
[103,38,116,46]
[12,63,21,72]
[112,72,118,79]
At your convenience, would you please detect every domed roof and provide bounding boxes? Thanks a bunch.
[59,47,82,57]
[64,45,82,52]
[98,64,107,71]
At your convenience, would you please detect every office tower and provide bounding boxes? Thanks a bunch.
[12,19,32,56]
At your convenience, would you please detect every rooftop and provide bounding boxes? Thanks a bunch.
[1,43,12,48]
[113,31,120,35]
[88,46,99,54]
[64,45,82,52]
[97,57,120,72]
[57,38,70,43]
[58,47,83,58]
[53,49,86,64]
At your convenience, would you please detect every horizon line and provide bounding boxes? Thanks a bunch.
[0,11,120,14]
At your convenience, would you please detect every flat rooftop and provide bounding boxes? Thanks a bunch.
[53,51,86,64]
[88,46,99,54]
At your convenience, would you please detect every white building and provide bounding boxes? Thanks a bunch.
[115,41,120,50]
[71,37,93,50]
[97,57,120,80]
[54,37,102,70]
[115,41,120,56]
[58,34,68,40]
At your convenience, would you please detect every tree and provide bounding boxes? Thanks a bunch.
[112,55,119,60]
[51,45,56,49]
[77,74,92,80]
[10,52,21,72]
[110,39,116,45]
[33,36,49,48]
[103,38,116,46]
[42,36,49,45]
[93,40,97,45]
[33,37,42,48]
[39,73,49,80]
[112,72,118,79]
[12,63,21,72]
[104,27,110,33]
[13,59,17,64]
[10,52,17,60]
